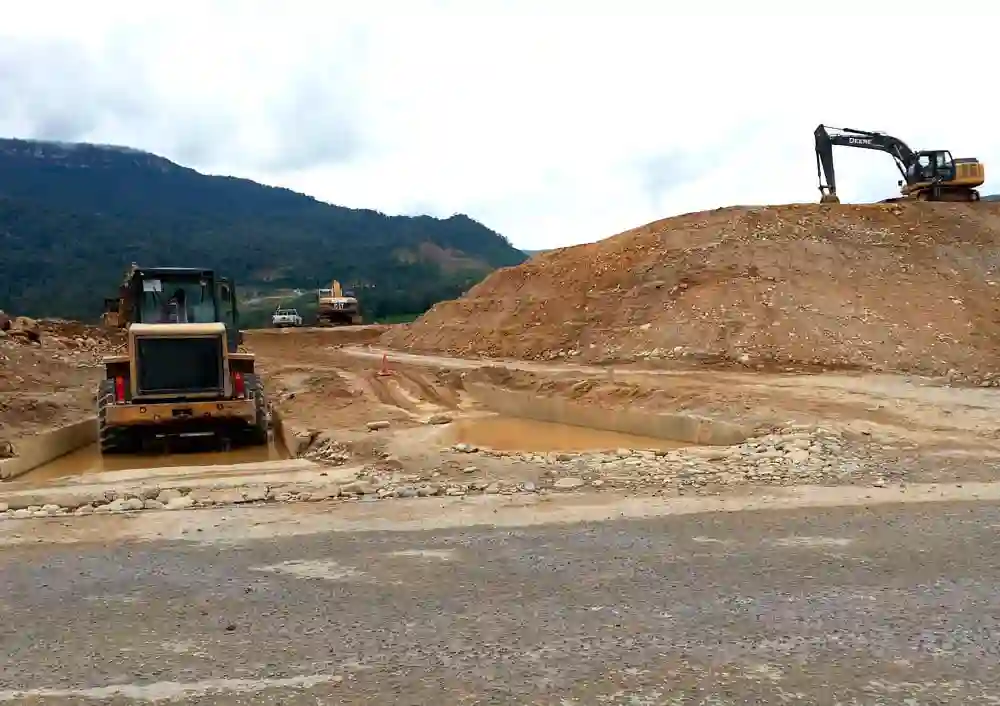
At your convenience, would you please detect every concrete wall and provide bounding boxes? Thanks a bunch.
[465,383,750,446]
[0,418,97,480]
[271,409,312,456]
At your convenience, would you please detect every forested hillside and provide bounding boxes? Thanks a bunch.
[0,138,526,324]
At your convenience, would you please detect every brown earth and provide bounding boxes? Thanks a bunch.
[0,320,123,438]
[379,202,1000,381]
[7,316,1000,495]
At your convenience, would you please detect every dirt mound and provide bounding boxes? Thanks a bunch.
[1,318,122,438]
[380,202,1000,380]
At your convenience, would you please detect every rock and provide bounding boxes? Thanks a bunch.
[416,484,441,497]
[143,499,165,510]
[786,450,811,464]
[123,497,145,511]
[395,485,417,498]
[555,453,574,462]
[553,477,585,490]
[206,489,246,505]
[484,482,502,494]
[157,488,183,503]
[426,414,453,425]
[41,504,61,513]
[521,481,536,492]
[445,487,466,497]
[12,509,31,519]
[165,496,195,511]
[462,466,478,474]
[74,505,95,516]
[0,502,8,513]
[616,448,632,458]
[453,443,477,453]
[685,448,730,461]
[366,420,391,431]
[139,486,162,500]
[106,499,130,512]
[340,480,375,495]
[591,479,605,487]
[241,485,269,502]
[307,484,341,501]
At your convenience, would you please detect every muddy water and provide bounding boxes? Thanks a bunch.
[19,437,289,484]
[447,416,692,453]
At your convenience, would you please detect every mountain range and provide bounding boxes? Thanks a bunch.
[0,138,527,325]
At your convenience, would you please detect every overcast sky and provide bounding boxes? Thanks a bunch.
[1,1,997,250]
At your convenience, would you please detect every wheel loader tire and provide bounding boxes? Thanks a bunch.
[97,379,137,454]
[242,373,269,446]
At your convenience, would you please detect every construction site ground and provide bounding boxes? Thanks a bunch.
[7,202,1000,515]
[4,319,1000,519]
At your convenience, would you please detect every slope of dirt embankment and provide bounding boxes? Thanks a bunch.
[1,318,122,440]
[380,202,1000,380]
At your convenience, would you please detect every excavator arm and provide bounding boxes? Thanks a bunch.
[814,124,916,203]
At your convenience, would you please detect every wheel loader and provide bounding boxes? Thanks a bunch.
[97,264,268,454]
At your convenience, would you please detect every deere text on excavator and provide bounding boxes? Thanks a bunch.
[814,124,985,204]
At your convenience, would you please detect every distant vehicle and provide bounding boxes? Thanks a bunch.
[316,279,363,326]
[271,308,303,328]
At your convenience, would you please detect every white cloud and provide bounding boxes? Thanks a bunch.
[1,0,998,250]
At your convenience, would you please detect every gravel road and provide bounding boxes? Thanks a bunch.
[3,500,1000,704]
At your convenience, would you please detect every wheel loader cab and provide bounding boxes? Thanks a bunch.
[96,266,266,454]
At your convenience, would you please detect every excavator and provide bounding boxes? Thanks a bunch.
[814,124,985,204]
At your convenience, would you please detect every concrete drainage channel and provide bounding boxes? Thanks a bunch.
[0,419,97,481]
[0,410,321,519]
[0,385,861,522]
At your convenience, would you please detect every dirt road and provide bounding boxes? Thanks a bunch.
[3,496,1000,703]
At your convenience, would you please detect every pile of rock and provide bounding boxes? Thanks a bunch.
[0,313,40,345]
[303,437,352,466]
[448,425,883,491]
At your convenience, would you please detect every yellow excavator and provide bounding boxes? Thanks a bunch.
[315,279,362,326]
[814,124,985,204]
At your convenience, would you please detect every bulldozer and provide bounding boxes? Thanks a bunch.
[814,124,985,204]
[96,264,268,454]
[315,279,362,326]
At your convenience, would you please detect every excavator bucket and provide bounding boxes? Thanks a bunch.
[820,192,841,204]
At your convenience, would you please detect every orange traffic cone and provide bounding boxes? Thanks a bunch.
[376,353,394,377]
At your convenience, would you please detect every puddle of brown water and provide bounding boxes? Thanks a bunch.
[447,416,692,453]
[18,436,289,484]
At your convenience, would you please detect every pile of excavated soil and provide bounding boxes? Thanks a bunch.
[1,319,122,438]
[380,202,1000,381]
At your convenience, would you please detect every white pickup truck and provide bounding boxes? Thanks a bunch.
[271,308,303,328]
